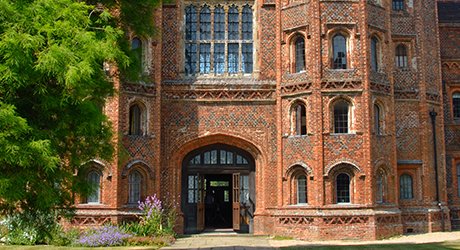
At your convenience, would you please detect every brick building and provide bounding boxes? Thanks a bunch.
[73,0,460,240]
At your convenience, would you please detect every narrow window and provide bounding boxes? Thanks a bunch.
[294,103,307,135]
[185,6,197,40]
[128,170,142,204]
[295,37,306,73]
[214,43,225,74]
[371,37,379,71]
[395,44,408,68]
[297,175,307,204]
[129,104,142,135]
[374,104,381,135]
[332,34,347,69]
[392,0,404,11]
[200,6,211,40]
[400,174,413,200]
[333,100,349,134]
[87,171,101,203]
[242,5,253,40]
[199,43,211,74]
[453,93,460,119]
[214,6,225,40]
[242,44,253,73]
[457,165,460,197]
[336,173,350,203]
[188,175,198,203]
[376,171,385,203]
[228,43,239,74]
[185,43,197,75]
[228,6,239,40]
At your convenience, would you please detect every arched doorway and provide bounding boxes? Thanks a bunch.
[182,144,255,234]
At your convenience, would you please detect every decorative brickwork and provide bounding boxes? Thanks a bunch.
[73,0,460,241]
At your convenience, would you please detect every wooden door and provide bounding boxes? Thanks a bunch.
[232,173,240,230]
[197,174,205,231]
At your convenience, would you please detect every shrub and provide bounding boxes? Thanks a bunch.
[76,225,131,247]
[3,210,58,245]
[48,226,80,246]
[125,235,175,247]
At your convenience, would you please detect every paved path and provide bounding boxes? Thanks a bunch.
[162,231,460,249]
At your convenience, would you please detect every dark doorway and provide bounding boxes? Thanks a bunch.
[204,174,232,228]
[182,144,255,234]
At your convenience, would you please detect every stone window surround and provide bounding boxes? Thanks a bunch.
[180,1,259,79]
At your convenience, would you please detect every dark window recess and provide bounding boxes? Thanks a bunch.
[336,173,350,203]
[334,100,349,134]
[332,34,347,69]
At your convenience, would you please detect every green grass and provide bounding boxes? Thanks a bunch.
[282,240,460,250]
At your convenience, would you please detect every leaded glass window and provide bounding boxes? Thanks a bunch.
[336,173,350,203]
[395,44,408,68]
[294,103,307,135]
[187,148,249,167]
[87,171,101,203]
[374,104,381,135]
[400,174,413,200]
[392,0,404,11]
[297,175,307,204]
[376,171,385,203]
[200,6,211,40]
[371,37,379,71]
[332,34,347,69]
[129,104,142,135]
[333,100,349,134]
[184,4,253,75]
[214,7,225,40]
[128,170,142,204]
[295,37,306,73]
[453,93,460,119]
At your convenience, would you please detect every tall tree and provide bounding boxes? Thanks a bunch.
[0,0,154,215]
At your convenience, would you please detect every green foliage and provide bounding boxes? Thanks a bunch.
[47,226,80,246]
[3,210,59,245]
[0,0,125,224]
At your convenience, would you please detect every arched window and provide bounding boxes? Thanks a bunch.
[128,170,142,204]
[228,6,239,40]
[214,6,225,40]
[395,44,408,68]
[87,171,101,204]
[374,104,381,135]
[242,5,253,40]
[293,103,307,135]
[332,34,347,69]
[295,37,306,73]
[200,6,211,40]
[370,36,379,71]
[376,171,386,203]
[453,93,460,119]
[131,37,143,74]
[297,175,307,204]
[333,100,350,134]
[400,174,413,200]
[129,104,143,136]
[336,173,350,203]
[392,0,404,11]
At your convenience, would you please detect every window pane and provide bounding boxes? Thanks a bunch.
[228,43,239,74]
[220,150,227,164]
[240,175,249,204]
[214,7,225,40]
[453,93,460,119]
[185,43,197,75]
[228,6,239,40]
[199,44,211,74]
[204,151,211,164]
[376,173,383,203]
[227,151,233,164]
[400,174,413,199]
[200,6,211,40]
[185,6,197,40]
[242,43,253,73]
[334,101,349,134]
[295,38,305,72]
[210,150,218,164]
[392,0,404,10]
[333,35,347,69]
[128,171,141,204]
[214,43,225,74]
[87,171,100,203]
[371,37,378,71]
[129,105,141,135]
[395,45,408,68]
[297,175,307,204]
[242,5,253,40]
[336,173,350,203]
[374,104,381,135]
